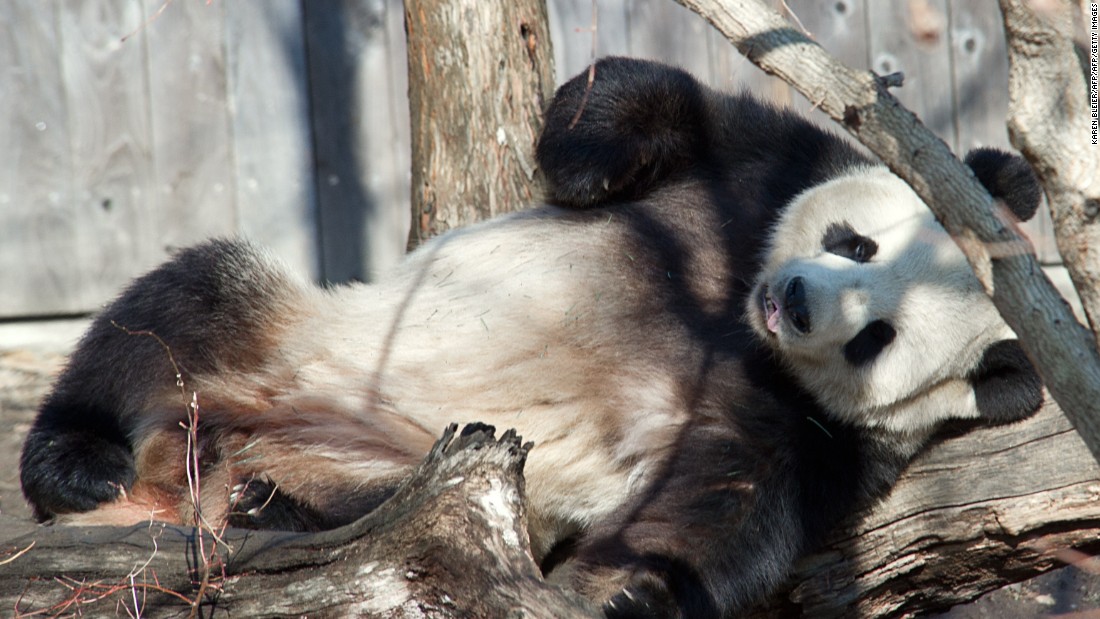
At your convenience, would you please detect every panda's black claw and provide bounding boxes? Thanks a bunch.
[226,476,324,532]
[602,584,668,619]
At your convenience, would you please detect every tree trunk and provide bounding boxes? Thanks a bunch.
[404,0,556,250]
[999,0,1100,336]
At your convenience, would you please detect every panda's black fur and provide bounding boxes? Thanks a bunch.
[20,57,1044,617]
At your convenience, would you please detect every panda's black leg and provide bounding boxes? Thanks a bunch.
[537,57,708,208]
[20,239,298,522]
[226,473,404,532]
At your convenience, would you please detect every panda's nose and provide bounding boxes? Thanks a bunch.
[785,277,811,334]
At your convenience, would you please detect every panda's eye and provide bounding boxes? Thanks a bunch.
[822,222,878,263]
[853,240,869,262]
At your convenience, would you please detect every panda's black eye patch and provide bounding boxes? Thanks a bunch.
[843,320,897,366]
[822,222,877,263]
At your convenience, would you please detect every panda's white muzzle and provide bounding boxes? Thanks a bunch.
[763,277,812,335]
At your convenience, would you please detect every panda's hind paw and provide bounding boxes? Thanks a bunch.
[226,475,323,532]
[602,578,675,619]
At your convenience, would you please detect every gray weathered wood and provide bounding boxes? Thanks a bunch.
[226,0,319,280]
[866,0,957,151]
[58,0,161,311]
[0,1,78,317]
[947,0,1056,264]
[771,401,1100,617]
[0,426,597,618]
[948,0,1010,153]
[141,0,236,253]
[354,0,412,280]
[0,1,1070,318]
[627,0,713,82]
[707,18,784,97]
[548,0,630,84]
[784,0,871,131]
[304,0,411,283]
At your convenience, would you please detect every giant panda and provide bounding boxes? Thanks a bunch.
[20,57,1044,617]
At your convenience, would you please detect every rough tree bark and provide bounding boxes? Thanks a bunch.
[3,399,1096,617]
[670,0,1100,467]
[1000,0,1100,335]
[404,0,556,249]
[761,400,1100,618]
[0,425,595,618]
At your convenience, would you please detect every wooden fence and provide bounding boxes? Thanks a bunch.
[0,0,1056,319]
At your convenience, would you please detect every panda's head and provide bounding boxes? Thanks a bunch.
[748,149,1045,435]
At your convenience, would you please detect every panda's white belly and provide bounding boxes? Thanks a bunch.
[294,213,688,558]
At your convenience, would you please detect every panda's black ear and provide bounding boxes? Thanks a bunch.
[968,339,1044,423]
[536,57,708,208]
[963,148,1042,222]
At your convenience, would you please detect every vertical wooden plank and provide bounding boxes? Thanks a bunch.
[59,0,159,307]
[547,0,630,83]
[948,1,1010,152]
[383,0,412,259]
[0,0,78,316]
[948,1,1056,262]
[785,0,869,75]
[306,0,410,283]
[141,0,236,252]
[376,0,412,273]
[226,0,319,279]
[707,0,862,105]
[866,0,957,151]
[624,0,711,81]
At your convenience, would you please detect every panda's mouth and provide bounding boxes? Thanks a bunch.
[762,287,782,334]
[762,280,813,335]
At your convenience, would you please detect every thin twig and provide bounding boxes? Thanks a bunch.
[121,0,175,43]
[0,542,35,567]
[568,0,599,130]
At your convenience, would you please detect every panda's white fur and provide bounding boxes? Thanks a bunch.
[749,168,1012,437]
[279,213,690,558]
[20,57,1044,618]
